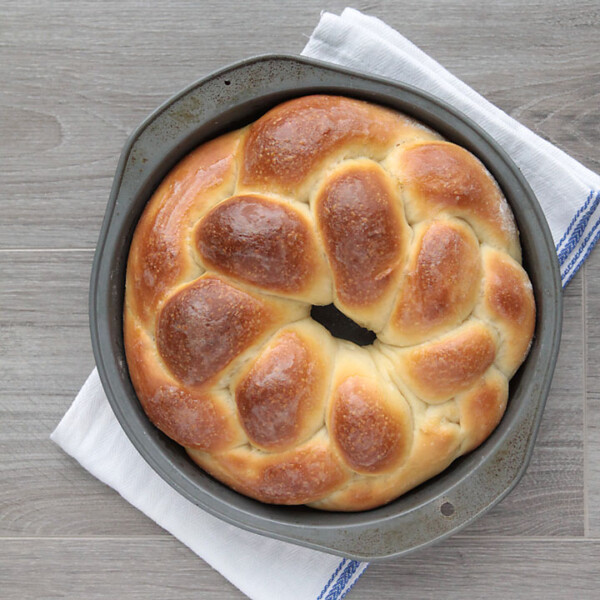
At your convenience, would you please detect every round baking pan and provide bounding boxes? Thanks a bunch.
[89,55,562,561]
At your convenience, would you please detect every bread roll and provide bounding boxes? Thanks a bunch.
[124,95,535,511]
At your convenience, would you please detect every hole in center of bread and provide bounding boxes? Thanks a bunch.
[310,304,377,347]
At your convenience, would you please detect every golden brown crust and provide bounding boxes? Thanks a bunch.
[314,400,461,511]
[195,194,331,303]
[126,131,240,326]
[233,320,333,452]
[157,276,271,386]
[380,218,482,346]
[124,311,246,452]
[156,275,306,387]
[239,95,420,198]
[476,247,536,376]
[330,376,411,474]
[314,160,410,330]
[188,438,349,505]
[458,368,508,454]
[397,141,521,261]
[124,95,536,511]
[393,321,497,403]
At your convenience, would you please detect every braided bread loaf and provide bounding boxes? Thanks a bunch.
[124,95,535,511]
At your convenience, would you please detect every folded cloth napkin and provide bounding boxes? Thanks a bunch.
[51,8,600,600]
[304,9,600,284]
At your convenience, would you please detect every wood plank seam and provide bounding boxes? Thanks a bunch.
[583,260,590,537]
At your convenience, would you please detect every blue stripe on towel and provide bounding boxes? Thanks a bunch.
[336,569,363,600]
[562,225,600,288]
[324,560,362,600]
[561,215,600,282]
[318,559,347,600]
[557,190,600,266]
[556,189,596,253]
[558,190,600,266]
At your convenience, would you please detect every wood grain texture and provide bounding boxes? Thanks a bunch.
[585,257,600,537]
[356,537,600,600]
[0,252,164,536]
[1,0,599,598]
[1,1,599,249]
[2,537,600,600]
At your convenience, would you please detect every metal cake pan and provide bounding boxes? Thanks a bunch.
[89,55,563,561]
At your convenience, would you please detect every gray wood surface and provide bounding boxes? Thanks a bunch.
[2,537,600,600]
[2,0,599,598]
[587,250,600,537]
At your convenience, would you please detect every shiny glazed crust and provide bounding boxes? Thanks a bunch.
[124,95,536,511]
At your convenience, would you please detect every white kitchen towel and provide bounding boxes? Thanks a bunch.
[51,8,600,600]
[52,369,367,600]
[304,8,600,287]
